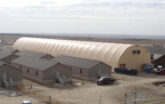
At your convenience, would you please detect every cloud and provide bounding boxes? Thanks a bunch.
[0,0,164,35]
[67,1,165,9]
[0,0,84,7]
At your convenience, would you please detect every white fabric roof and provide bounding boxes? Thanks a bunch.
[13,37,133,67]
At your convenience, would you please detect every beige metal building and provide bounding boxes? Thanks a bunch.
[0,61,22,87]
[54,56,111,80]
[11,57,72,84]
[13,37,151,70]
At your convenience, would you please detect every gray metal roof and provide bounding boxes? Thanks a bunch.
[1,54,19,63]
[0,47,17,60]
[0,50,13,59]
[12,57,58,71]
[0,61,5,66]
[15,50,46,58]
[54,56,100,69]
[153,54,163,60]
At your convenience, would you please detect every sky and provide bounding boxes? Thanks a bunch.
[0,0,165,36]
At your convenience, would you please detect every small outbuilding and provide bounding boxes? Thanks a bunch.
[0,61,22,87]
[11,57,71,84]
[54,56,111,80]
[152,54,165,68]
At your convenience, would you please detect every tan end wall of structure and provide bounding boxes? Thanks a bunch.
[118,45,151,70]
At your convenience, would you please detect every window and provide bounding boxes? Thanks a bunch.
[80,69,83,74]
[132,50,141,55]
[120,64,126,69]
[132,50,136,54]
[137,50,141,54]
[35,71,38,76]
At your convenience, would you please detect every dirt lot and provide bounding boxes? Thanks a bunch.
[16,72,165,104]
[0,72,165,104]
[0,94,39,104]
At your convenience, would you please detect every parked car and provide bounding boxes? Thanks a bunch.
[155,69,165,75]
[97,77,115,85]
[22,100,31,104]
[154,65,165,75]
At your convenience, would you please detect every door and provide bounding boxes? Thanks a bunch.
[120,64,126,69]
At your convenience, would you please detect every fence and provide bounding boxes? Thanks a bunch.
[23,90,63,104]
[18,81,64,104]
[124,91,165,104]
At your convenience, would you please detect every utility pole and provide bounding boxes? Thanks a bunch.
[123,75,125,81]
[134,92,137,104]
[124,93,127,104]
[49,96,52,104]
[30,83,32,89]
[134,87,137,104]
[99,95,102,104]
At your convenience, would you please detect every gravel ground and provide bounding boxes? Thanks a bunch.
[1,72,165,104]
[0,94,39,104]
[19,72,165,104]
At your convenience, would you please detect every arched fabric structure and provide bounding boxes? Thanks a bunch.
[13,37,151,70]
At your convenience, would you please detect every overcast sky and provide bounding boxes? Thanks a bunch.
[0,0,165,35]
